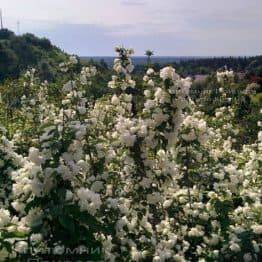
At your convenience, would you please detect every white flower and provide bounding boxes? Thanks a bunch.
[143,75,149,82]
[181,130,196,141]
[153,112,168,125]
[111,95,120,105]
[15,241,28,254]
[120,132,136,147]
[108,79,117,89]
[188,227,204,237]
[251,225,262,234]
[66,190,73,201]
[77,188,102,215]
[229,243,241,252]
[30,233,43,243]
[154,88,165,101]
[131,247,142,261]
[217,69,234,83]
[123,94,132,102]
[146,68,155,75]
[144,90,151,98]
[69,55,78,64]
[0,209,11,227]
[114,64,123,74]
[160,66,178,81]
[25,208,44,227]
[144,99,155,110]
[127,64,135,73]
[153,256,161,262]
[148,79,155,87]
[30,99,36,106]
[28,147,43,166]
[78,106,86,115]
[62,81,75,93]
[163,199,172,208]
[204,234,219,246]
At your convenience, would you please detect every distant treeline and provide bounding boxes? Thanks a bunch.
[174,56,262,76]
[81,56,201,66]
[84,55,262,77]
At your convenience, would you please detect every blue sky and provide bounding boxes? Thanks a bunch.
[1,0,262,56]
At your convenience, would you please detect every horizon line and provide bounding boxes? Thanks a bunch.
[80,55,262,58]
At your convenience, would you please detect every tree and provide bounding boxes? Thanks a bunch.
[145,49,154,66]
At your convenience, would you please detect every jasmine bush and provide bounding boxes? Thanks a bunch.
[0,47,261,261]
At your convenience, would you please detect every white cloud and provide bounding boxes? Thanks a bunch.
[1,0,262,55]
[121,0,146,6]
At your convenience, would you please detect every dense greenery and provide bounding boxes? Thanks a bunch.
[0,29,68,82]
[0,31,261,260]
[131,55,262,80]
[176,56,262,76]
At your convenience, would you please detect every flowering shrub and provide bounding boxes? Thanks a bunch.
[216,69,234,84]
[0,47,261,261]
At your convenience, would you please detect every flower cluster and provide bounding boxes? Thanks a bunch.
[217,68,234,83]
[0,48,261,261]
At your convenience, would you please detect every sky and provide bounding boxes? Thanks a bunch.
[1,0,262,56]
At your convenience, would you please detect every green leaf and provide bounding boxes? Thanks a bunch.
[58,215,75,234]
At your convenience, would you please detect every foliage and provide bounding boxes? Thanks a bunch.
[0,29,68,82]
[0,47,261,261]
